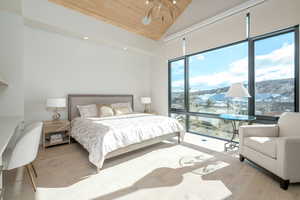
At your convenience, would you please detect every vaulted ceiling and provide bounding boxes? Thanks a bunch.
[49,0,192,40]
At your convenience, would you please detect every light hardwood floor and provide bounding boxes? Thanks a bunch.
[4,133,300,200]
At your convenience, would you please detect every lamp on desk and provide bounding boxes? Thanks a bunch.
[46,98,66,120]
[226,83,251,114]
[140,97,152,113]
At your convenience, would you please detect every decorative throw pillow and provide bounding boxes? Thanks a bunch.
[77,104,98,118]
[99,105,114,117]
[111,102,133,113]
[114,106,131,116]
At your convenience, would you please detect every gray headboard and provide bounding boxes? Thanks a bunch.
[68,94,134,121]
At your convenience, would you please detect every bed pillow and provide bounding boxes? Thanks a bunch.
[114,106,132,116]
[111,102,133,113]
[98,105,114,117]
[77,104,98,118]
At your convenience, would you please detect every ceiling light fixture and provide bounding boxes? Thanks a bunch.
[83,36,89,40]
[142,0,178,25]
[142,16,152,25]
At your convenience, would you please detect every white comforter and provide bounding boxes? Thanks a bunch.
[71,113,184,169]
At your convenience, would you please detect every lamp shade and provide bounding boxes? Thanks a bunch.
[140,97,152,104]
[46,98,66,108]
[226,83,251,98]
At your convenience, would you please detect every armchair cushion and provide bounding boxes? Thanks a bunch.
[239,124,279,138]
[244,137,277,159]
[278,112,300,137]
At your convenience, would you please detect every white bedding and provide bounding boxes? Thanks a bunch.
[71,113,185,169]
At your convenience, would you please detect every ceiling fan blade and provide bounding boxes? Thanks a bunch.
[167,6,175,20]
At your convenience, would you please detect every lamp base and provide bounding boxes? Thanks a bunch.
[52,111,61,120]
[144,104,151,113]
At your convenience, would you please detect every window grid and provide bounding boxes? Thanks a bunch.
[168,26,299,138]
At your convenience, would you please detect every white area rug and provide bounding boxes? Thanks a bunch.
[33,142,232,200]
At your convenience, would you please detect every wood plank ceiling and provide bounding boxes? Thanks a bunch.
[48,0,192,40]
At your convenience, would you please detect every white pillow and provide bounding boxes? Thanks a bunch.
[77,104,98,118]
[114,106,131,116]
[111,102,133,113]
[99,106,114,117]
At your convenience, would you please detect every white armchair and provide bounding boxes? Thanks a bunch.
[239,112,300,190]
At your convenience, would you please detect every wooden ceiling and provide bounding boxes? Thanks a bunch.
[48,0,192,40]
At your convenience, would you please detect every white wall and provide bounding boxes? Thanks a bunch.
[0,11,24,117]
[151,0,300,115]
[0,0,22,14]
[24,26,152,121]
[150,46,169,115]
[22,0,159,56]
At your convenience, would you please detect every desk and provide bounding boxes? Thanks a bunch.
[219,114,256,152]
[0,116,23,199]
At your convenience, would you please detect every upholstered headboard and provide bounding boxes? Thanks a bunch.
[68,94,134,121]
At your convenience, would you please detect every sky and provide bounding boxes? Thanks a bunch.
[171,32,295,92]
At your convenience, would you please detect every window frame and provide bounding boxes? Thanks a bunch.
[168,25,299,135]
[187,39,249,116]
[250,26,299,121]
[168,57,186,112]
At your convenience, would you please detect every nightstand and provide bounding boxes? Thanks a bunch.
[42,120,70,149]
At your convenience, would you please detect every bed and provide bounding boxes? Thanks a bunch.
[68,94,185,172]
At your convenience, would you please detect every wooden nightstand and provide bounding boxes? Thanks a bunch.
[42,120,70,149]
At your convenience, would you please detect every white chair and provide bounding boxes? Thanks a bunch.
[3,122,43,192]
[239,112,300,190]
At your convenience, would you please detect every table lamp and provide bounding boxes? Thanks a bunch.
[226,83,251,114]
[140,97,152,113]
[46,98,66,120]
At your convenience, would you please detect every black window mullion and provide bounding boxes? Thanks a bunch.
[168,61,171,116]
[294,25,299,112]
[186,114,190,132]
[184,56,189,132]
[248,38,255,116]
[184,56,189,112]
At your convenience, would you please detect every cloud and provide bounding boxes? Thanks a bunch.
[256,64,294,82]
[171,60,184,75]
[255,43,294,81]
[256,43,294,64]
[195,54,205,61]
[187,43,294,89]
[229,57,248,74]
[188,71,247,87]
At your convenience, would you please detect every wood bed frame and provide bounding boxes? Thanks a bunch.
[68,94,181,172]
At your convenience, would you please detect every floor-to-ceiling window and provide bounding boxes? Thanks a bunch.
[189,41,248,115]
[170,59,185,110]
[169,26,299,141]
[254,32,297,117]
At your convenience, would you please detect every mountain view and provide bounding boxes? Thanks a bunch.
[172,78,294,116]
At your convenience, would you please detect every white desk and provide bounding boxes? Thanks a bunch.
[0,116,23,199]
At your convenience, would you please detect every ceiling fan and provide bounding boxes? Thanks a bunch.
[142,0,179,25]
